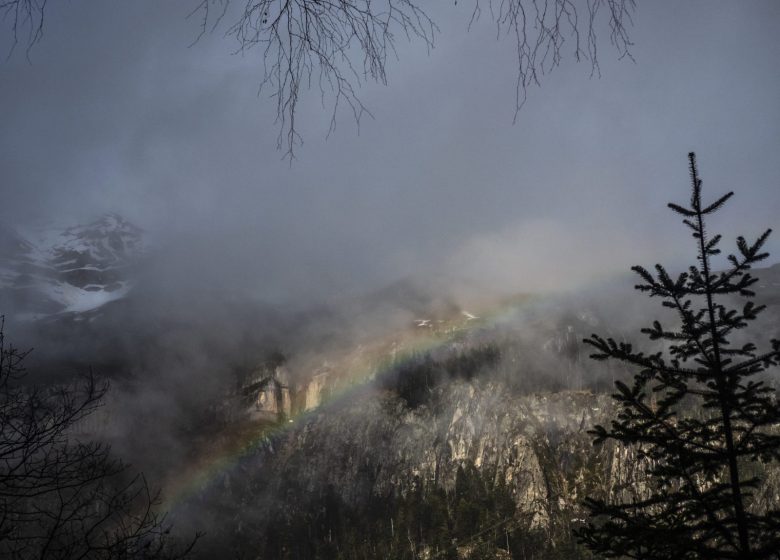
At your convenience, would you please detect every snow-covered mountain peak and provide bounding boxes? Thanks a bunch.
[41,213,145,267]
[0,214,146,319]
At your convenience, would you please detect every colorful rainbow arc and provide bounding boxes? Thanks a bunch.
[161,298,537,514]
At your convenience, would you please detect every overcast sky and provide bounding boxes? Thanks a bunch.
[2,0,779,304]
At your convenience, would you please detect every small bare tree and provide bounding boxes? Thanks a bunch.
[0,319,198,559]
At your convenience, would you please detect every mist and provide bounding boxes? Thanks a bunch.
[2,0,780,557]
[2,1,779,305]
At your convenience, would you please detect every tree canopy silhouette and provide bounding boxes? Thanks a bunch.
[577,153,780,559]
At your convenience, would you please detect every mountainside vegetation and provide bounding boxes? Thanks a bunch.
[175,340,780,559]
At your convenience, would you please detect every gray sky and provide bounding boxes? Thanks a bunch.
[2,0,779,304]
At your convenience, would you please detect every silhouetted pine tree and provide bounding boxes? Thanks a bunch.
[577,153,780,559]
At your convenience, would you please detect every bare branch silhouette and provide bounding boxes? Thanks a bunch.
[2,0,635,157]
[0,319,199,559]
[0,0,45,58]
[190,0,635,159]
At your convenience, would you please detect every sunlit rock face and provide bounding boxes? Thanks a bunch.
[0,214,145,319]
[193,379,625,557]
[301,366,332,411]
[258,382,614,521]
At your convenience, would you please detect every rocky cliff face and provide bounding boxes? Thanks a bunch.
[262,382,614,524]
[98,265,772,558]
[185,358,780,559]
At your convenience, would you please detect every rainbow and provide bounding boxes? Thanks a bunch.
[160,296,538,513]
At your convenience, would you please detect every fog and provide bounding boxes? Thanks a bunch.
[2,1,779,311]
[2,2,780,555]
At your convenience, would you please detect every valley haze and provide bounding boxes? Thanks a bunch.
[1,0,779,559]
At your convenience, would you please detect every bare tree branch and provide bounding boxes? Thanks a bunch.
[190,0,437,160]
[0,0,46,58]
[474,0,635,120]
[192,0,634,159]
[2,1,636,159]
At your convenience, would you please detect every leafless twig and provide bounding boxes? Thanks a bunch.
[3,1,636,159]
[0,0,45,59]
[192,0,437,160]
[195,0,634,160]
[470,0,635,121]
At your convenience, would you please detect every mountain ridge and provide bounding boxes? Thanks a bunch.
[0,213,145,319]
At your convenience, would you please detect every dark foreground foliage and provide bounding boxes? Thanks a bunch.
[0,320,198,559]
[380,345,501,408]
[577,153,780,559]
[249,460,588,560]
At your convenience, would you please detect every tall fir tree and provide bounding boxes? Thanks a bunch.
[577,153,780,559]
